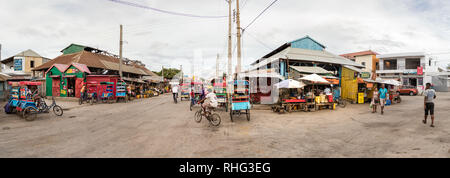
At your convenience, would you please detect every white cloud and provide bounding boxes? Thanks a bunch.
[1,0,450,78]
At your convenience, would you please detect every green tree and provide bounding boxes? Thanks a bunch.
[153,68,181,79]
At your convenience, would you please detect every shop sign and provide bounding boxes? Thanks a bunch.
[417,67,423,75]
[66,68,79,74]
[361,72,371,79]
[13,57,24,71]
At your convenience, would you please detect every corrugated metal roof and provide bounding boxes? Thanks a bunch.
[285,48,364,67]
[343,65,364,73]
[33,51,151,76]
[290,66,332,74]
[252,47,364,68]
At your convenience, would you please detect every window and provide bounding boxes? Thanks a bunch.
[361,62,366,67]
[405,58,420,69]
[30,61,35,68]
[376,62,379,70]
[384,60,397,70]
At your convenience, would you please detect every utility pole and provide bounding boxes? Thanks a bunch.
[0,44,2,72]
[119,25,124,81]
[236,0,242,75]
[227,0,233,96]
[161,66,164,82]
[216,53,220,78]
[180,65,183,84]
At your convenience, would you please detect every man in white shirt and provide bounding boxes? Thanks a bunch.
[199,88,218,112]
[172,85,179,103]
[423,83,437,127]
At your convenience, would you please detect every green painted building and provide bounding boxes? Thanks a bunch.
[45,63,91,98]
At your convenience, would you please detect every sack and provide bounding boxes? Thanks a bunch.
[386,99,391,106]
[369,103,373,109]
[4,102,12,113]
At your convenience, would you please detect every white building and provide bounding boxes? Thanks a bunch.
[376,52,449,92]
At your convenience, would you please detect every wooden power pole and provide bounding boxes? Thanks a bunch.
[119,25,124,81]
[227,0,233,95]
[236,0,242,74]
[216,54,220,78]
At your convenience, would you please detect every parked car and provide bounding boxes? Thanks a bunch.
[398,86,418,96]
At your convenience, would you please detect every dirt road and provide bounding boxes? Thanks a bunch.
[0,93,449,158]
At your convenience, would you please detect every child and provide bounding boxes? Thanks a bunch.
[371,88,379,113]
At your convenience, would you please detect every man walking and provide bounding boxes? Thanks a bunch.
[423,83,437,127]
[379,84,388,115]
[172,84,179,103]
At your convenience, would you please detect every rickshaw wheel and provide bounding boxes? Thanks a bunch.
[53,105,63,116]
[230,110,234,122]
[23,107,37,121]
[210,114,221,126]
[246,110,250,121]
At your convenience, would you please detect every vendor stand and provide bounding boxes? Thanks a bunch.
[300,74,333,111]
[272,79,307,113]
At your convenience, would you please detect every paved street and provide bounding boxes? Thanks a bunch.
[0,93,449,158]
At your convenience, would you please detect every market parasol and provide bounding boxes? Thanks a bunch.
[274,79,306,89]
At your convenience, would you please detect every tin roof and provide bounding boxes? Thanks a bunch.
[290,66,333,74]
[252,44,363,68]
[33,50,151,76]
[1,49,45,63]
[340,50,379,60]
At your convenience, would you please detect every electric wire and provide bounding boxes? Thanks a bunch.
[106,0,227,18]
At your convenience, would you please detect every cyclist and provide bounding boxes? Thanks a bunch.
[198,88,218,115]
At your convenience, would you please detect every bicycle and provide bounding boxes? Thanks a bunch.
[37,97,64,116]
[194,101,221,127]
[334,97,347,108]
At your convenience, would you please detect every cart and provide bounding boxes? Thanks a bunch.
[180,83,190,101]
[4,85,20,114]
[6,81,63,121]
[214,79,228,112]
[116,81,128,103]
[100,82,115,103]
[86,81,100,105]
[189,82,203,111]
[272,99,307,113]
[229,80,251,122]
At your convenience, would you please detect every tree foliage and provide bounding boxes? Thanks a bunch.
[152,68,181,79]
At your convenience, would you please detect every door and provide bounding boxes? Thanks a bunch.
[52,78,60,97]
[75,78,83,98]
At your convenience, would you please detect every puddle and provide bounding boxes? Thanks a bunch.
[69,116,77,118]
[2,127,10,130]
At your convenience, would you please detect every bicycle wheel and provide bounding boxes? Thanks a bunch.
[246,109,250,121]
[339,100,347,108]
[194,109,202,123]
[209,113,221,126]
[23,107,37,121]
[53,105,63,116]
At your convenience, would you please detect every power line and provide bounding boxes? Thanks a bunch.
[245,31,274,51]
[243,0,278,31]
[107,0,227,18]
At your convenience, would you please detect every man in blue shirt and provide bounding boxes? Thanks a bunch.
[379,84,388,115]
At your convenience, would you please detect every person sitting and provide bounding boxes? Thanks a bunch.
[198,89,218,115]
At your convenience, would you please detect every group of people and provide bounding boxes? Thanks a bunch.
[370,83,437,128]
[370,84,388,115]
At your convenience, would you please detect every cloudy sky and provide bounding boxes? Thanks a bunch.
[1,0,450,78]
